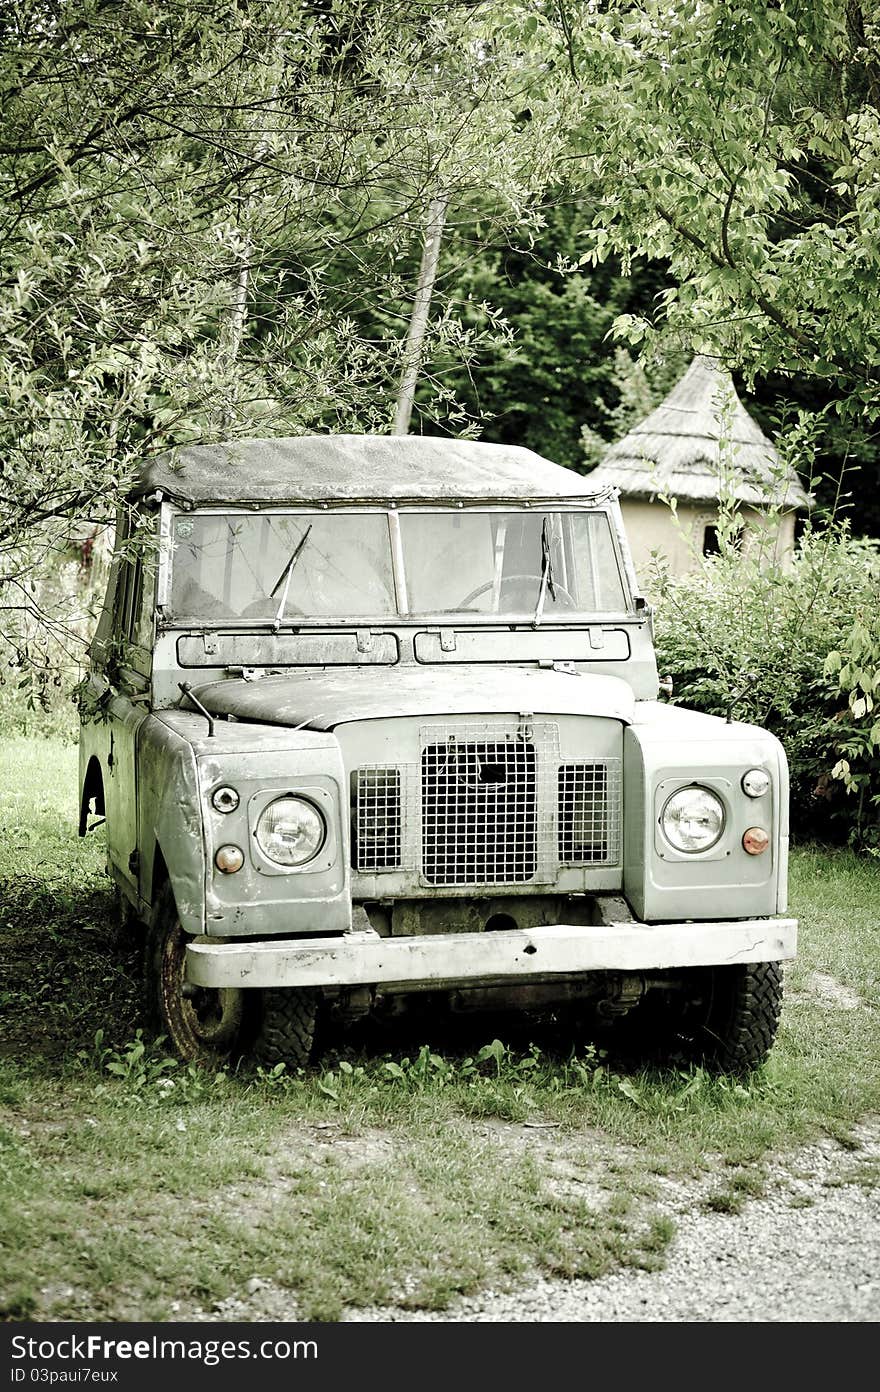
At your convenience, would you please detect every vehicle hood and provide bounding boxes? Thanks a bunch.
[190,666,635,729]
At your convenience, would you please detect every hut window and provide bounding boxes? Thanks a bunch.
[702,522,742,556]
[703,525,721,556]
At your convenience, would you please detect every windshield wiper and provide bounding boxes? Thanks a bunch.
[270,524,312,631]
[532,517,557,628]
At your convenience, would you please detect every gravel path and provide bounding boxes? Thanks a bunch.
[194,1117,880,1325]
[342,1120,880,1323]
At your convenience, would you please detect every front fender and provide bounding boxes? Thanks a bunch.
[138,714,206,934]
[623,702,788,923]
[141,712,351,937]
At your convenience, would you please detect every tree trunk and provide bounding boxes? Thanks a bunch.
[393,195,447,435]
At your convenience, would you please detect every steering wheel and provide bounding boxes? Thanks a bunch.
[237,597,305,619]
[456,573,576,610]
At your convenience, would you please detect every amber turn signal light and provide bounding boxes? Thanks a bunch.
[742,827,770,856]
[215,844,244,873]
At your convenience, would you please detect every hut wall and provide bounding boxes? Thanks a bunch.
[619,499,797,588]
[620,499,700,582]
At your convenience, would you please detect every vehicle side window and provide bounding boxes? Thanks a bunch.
[111,514,158,653]
[113,557,137,640]
[112,559,154,649]
[133,560,155,650]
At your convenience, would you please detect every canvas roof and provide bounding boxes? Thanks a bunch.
[134,434,613,506]
[586,355,811,510]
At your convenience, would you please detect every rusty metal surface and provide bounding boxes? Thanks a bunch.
[136,713,206,935]
[190,665,636,730]
[186,917,799,990]
[141,711,352,937]
[176,631,399,668]
[134,435,613,506]
[412,628,632,664]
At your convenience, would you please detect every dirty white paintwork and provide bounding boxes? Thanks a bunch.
[137,435,616,506]
[80,432,796,1020]
[187,917,798,990]
[191,666,636,730]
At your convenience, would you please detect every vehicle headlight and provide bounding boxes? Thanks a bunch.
[661,786,725,853]
[255,796,326,867]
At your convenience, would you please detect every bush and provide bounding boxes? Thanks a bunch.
[0,526,105,742]
[651,524,880,849]
[0,667,81,742]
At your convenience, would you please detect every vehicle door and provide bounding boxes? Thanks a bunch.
[103,524,156,895]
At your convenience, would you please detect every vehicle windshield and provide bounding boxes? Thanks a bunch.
[167,508,628,622]
[398,511,626,616]
[168,513,396,621]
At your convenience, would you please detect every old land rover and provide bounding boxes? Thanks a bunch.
[78,435,796,1072]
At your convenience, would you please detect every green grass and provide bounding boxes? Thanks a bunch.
[1,735,879,1321]
[701,1168,767,1215]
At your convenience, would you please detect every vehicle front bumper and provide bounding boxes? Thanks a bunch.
[186,917,798,991]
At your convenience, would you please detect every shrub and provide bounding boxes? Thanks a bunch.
[651,524,880,848]
[823,614,880,851]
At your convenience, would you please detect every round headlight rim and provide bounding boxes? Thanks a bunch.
[660,783,726,855]
[254,793,327,868]
[211,784,240,814]
[741,768,771,799]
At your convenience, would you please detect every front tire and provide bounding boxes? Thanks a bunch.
[671,961,784,1074]
[253,988,319,1070]
[145,882,251,1065]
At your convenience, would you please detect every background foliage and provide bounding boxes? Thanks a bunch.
[0,0,563,661]
[651,522,880,848]
[1,1,879,846]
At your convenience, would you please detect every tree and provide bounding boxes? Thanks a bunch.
[410,196,677,468]
[0,0,563,677]
[401,1,878,508]
[545,0,880,434]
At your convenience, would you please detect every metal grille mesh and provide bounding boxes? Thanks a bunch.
[558,761,622,865]
[354,728,622,881]
[420,721,559,886]
[354,766,403,871]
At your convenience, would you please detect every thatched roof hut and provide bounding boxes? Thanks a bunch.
[586,355,811,511]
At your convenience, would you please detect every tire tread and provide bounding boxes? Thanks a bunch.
[710,961,783,1074]
[253,988,318,1069]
